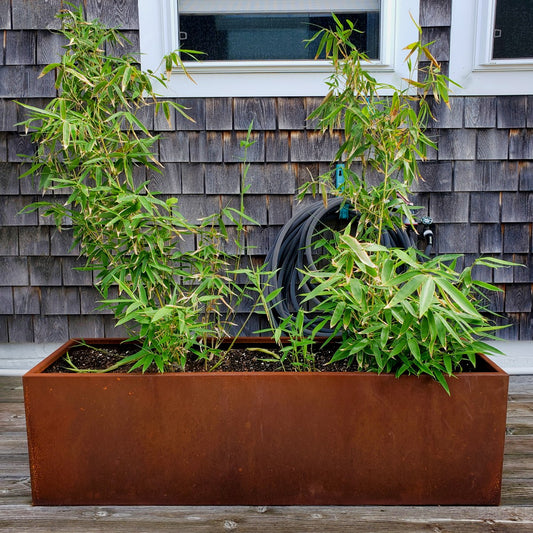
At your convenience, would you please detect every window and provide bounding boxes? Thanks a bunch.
[137,0,420,97]
[449,0,533,95]
[492,0,533,60]
[178,1,380,61]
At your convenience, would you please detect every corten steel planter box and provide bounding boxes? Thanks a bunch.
[23,338,509,506]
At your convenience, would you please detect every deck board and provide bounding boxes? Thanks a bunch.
[1,376,532,532]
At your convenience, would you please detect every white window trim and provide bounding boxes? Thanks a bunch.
[137,0,420,97]
[449,0,533,95]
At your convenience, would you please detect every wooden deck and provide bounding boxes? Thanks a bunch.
[1,376,532,532]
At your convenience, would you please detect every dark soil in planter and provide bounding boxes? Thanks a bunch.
[42,343,348,373]
[42,341,486,374]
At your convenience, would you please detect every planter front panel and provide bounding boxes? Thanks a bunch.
[23,340,509,505]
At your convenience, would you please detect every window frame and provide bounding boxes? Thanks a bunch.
[449,0,533,95]
[137,0,420,97]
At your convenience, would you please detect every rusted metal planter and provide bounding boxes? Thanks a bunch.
[23,338,509,506]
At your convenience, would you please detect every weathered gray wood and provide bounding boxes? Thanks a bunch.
[85,0,139,30]
[11,0,60,30]
[0,378,24,401]
[464,97,497,128]
[234,99,277,131]
[498,96,527,129]
[420,0,452,27]
[206,98,233,131]
[5,31,36,65]
[0,505,532,533]
[278,98,307,130]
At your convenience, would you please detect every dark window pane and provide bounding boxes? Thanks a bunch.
[180,13,380,61]
[493,0,533,59]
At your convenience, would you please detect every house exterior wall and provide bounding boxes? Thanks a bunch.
[0,0,531,342]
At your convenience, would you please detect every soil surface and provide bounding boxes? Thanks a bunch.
[43,342,351,374]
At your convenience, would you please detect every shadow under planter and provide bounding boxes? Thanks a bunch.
[23,338,509,506]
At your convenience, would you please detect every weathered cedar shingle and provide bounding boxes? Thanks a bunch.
[429,192,469,222]
[223,131,264,163]
[422,27,450,61]
[0,287,14,314]
[36,31,66,64]
[434,223,478,253]
[180,164,204,194]
[0,0,11,29]
[511,255,532,282]
[149,163,181,194]
[501,192,533,222]
[464,97,497,128]
[69,315,106,338]
[0,133,7,161]
[0,65,55,97]
[455,161,520,192]
[159,131,190,162]
[18,226,49,255]
[437,129,476,160]
[0,257,28,285]
[5,31,36,65]
[267,195,293,225]
[7,315,34,342]
[470,192,500,223]
[413,162,452,192]
[505,284,532,313]
[519,162,533,190]
[304,97,324,130]
[12,0,60,30]
[278,98,307,130]
[0,227,18,255]
[34,316,69,342]
[480,224,503,253]
[190,132,224,163]
[205,164,240,194]
[80,287,113,315]
[0,163,20,194]
[0,98,23,131]
[503,224,530,253]
[29,256,61,286]
[13,286,40,314]
[234,99,276,130]
[290,131,339,162]
[246,164,296,194]
[42,287,80,315]
[62,257,93,286]
[85,0,139,30]
[50,229,79,256]
[175,99,206,131]
[265,131,289,162]
[497,96,527,129]
[0,197,37,226]
[175,194,221,222]
[420,0,451,26]
[206,98,233,131]
[429,97,463,129]
[477,129,509,160]
[509,130,533,159]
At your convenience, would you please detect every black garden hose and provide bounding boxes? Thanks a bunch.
[263,199,432,335]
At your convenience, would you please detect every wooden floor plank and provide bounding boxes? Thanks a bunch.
[0,505,532,533]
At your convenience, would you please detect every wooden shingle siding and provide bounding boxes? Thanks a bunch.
[0,0,532,341]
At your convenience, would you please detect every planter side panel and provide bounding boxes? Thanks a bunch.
[23,347,508,505]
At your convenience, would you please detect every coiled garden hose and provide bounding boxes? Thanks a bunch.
[263,199,433,335]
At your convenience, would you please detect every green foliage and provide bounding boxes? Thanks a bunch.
[17,6,250,371]
[302,232,513,393]
[287,16,513,388]
[304,14,459,240]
